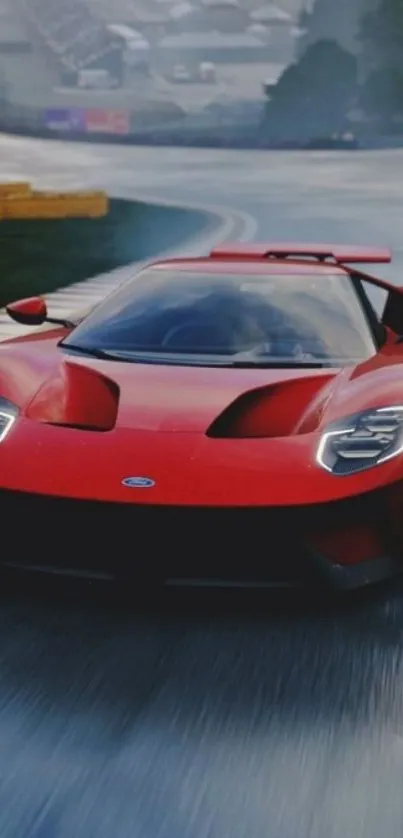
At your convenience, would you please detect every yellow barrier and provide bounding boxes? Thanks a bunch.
[0,183,108,219]
[0,182,32,196]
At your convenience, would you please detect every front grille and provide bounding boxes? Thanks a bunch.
[0,486,390,584]
[0,489,319,584]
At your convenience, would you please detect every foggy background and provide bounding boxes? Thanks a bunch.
[0,0,397,149]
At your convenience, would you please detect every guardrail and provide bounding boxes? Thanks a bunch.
[0,183,108,219]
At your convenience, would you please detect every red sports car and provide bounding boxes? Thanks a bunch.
[2,241,403,589]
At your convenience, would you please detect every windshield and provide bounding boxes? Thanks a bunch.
[63,268,377,367]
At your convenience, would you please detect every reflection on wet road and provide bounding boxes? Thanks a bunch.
[1,136,403,836]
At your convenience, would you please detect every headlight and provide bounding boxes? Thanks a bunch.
[0,397,18,442]
[316,406,403,475]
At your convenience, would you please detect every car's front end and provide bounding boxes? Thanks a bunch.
[0,481,401,590]
[2,381,403,590]
[2,252,403,590]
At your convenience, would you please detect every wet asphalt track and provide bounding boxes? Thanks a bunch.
[2,136,403,836]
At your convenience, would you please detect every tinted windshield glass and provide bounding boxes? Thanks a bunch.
[64,268,377,366]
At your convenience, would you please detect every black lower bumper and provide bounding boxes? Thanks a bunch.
[1,488,402,590]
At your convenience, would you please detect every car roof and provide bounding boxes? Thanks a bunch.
[149,257,348,276]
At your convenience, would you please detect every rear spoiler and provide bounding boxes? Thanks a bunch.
[209,242,392,264]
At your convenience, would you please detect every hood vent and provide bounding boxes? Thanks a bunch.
[207,375,335,439]
[26,360,120,431]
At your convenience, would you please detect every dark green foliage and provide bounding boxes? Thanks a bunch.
[0,199,207,307]
[261,39,358,144]
[359,0,403,72]
[358,0,403,126]
[360,67,403,121]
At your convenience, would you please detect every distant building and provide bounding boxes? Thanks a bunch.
[239,0,301,14]
[106,23,150,69]
[154,0,180,7]
[21,0,125,83]
[247,22,269,38]
[121,3,169,41]
[169,2,197,21]
[250,3,293,25]
[155,30,268,70]
[0,7,56,100]
[249,4,294,60]
[86,0,169,41]
[0,9,32,53]
[199,0,250,32]
[167,0,249,33]
[167,2,199,31]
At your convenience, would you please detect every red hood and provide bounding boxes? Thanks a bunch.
[2,332,403,506]
[0,332,337,434]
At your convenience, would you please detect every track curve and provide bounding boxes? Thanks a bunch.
[1,134,403,838]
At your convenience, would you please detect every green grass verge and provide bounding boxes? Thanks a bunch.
[1,198,210,307]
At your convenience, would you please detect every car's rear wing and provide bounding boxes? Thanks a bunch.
[209,242,392,264]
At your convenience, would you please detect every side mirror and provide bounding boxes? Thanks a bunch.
[382,288,403,335]
[6,296,48,326]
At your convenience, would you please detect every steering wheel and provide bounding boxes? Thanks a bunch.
[161,320,228,350]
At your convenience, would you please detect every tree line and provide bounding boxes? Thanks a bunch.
[261,0,403,144]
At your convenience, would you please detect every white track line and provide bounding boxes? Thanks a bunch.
[0,202,257,340]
